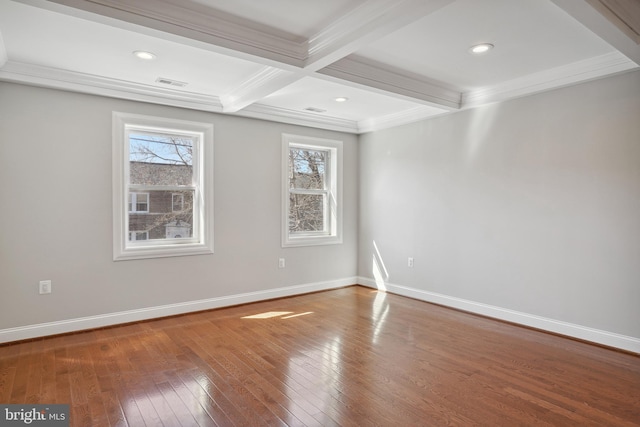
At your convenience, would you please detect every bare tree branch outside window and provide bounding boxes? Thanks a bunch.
[289,148,328,233]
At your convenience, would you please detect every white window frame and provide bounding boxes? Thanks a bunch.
[282,134,343,247]
[113,112,214,261]
[129,192,149,213]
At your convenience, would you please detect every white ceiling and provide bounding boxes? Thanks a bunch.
[1,0,639,134]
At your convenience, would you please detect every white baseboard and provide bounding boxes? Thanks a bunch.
[357,277,640,354]
[0,277,357,344]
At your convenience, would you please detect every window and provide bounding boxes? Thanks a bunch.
[282,134,342,247]
[172,193,184,212]
[113,112,214,260]
[129,231,149,241]
[129,192,149,213]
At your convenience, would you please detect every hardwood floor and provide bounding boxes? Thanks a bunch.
[1,286,638,426]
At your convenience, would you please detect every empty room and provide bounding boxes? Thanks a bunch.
[1,0,639,425]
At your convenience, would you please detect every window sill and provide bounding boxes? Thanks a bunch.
[113,242,213,261]
[282,235,342,248]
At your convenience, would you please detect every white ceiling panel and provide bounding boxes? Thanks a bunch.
[260,76,446,122]
[0,1,263,96]
[355,0,618,91]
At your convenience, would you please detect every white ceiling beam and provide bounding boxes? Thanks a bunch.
[319,56,461,110]
[220,66,299,113]
[551,0,640,65]
[34,0,459,113]
[221,0,457,113]
[36,0,307,68]
[586,0,640,44]
[305,0,454,71]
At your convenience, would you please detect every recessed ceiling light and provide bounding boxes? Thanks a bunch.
[335,97,349,102]
[469,43,494,55]
[133,50,156,60]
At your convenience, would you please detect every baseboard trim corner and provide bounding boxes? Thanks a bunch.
[356,277,640,354]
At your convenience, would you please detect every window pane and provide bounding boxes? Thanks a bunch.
[128,190,194,241]
[289,148,326,190]
[289,193,325,233]
[129,133,193,185]
[172,193,184,212]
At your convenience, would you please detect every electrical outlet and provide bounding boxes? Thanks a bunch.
[408,257,414,268]
[39,280,52,294]
[278,258,285,269]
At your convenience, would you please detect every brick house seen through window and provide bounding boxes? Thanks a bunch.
[128,161,194,241]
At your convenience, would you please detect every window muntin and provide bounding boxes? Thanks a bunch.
[113,112,213,260]
[282,134,342,247]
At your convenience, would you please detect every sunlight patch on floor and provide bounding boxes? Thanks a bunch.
[281,312,313,319]
[241,311,314,319]
[241,311,293,319]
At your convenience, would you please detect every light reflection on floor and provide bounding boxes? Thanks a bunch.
[286,334,343,424]
[371,291,389,345]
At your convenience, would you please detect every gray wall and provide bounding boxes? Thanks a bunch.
[2,70,639,345]
[359,70,640,338]
[0,82,358,330]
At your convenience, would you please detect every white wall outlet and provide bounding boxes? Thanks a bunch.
[408,257,414,268]
[39,280,52,294]
[278,258,285,269]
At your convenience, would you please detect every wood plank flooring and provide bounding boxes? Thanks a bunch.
[1,286,638,426]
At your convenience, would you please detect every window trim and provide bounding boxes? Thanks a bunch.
[282,134,343,247]
[113,112,214,261]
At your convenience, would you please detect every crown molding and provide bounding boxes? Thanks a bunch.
[43,0,307,67]
[358,105,447,133]
[238,103,360,134]
[0,61,223,112]
[2,55,634,136]
[0,61,362,133]
[319,56,461,110]
[462,52,638,108]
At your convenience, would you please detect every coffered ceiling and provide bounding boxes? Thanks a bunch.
[1,0,639,133]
